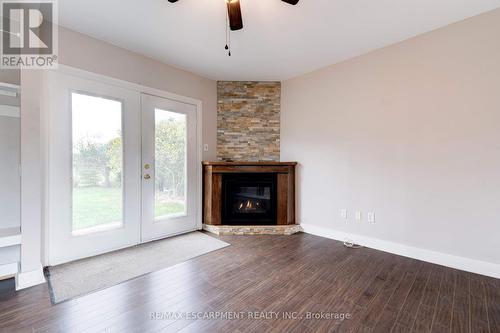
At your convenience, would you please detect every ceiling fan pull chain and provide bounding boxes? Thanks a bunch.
[225,9,229,51]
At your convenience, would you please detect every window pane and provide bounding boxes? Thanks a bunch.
[154,108,187,220]
[72,92,123,234]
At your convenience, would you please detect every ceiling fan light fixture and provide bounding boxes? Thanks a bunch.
[226,0,243,31]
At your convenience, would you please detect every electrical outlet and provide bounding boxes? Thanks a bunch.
[203,144,209,152]
[341,209,347,220]
[368,212,375,223]
[355,211,362,221]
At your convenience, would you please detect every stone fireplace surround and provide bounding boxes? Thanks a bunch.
[217,81,281,162]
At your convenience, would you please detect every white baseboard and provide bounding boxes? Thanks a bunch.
[301,223,500,279]
[16,266,46,290]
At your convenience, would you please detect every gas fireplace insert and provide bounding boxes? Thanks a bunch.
[221,173,277,225]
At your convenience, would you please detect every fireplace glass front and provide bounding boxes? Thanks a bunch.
[221,173,277,225]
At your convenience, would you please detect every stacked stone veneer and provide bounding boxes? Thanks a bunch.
[203,224,302,236]
[217,81,281,161]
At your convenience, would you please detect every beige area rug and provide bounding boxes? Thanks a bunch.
[46,232,230,303]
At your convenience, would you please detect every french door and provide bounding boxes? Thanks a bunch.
[141,94,198,241]
[47,71,199,265]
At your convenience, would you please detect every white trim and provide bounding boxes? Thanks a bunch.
[71,222,123,237]
[0,262,18,278]
[52,65,201,107]
[0,82,20,91]
[0,105,20,118]
[0,90,17,98]
[141,227,199,244]
[0,227,21,248]
[301,223,500,279]
[15,266,46,290]
[196,92,203,231]
[42,71,51,266]
[0,82,20,98]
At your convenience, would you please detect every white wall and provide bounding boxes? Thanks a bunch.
[0,115,20,228]
[281,9,500,275]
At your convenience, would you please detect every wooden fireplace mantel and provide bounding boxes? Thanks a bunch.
[203,161,297,226]
[202,161,297,166]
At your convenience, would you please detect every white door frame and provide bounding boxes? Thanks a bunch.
[41,65,203,266]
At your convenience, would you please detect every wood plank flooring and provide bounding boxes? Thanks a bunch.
[0,232,498,332]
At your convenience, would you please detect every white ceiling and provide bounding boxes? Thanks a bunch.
[59,0,500,81]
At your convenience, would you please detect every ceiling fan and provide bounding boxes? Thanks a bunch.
[167,0,299,31]
[167,0,300,55]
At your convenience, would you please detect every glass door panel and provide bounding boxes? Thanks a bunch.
[71,92,124,235]
[154,109,187,221]
[141,94,198,242]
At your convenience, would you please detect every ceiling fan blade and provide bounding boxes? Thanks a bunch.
[227,0,243,31]
[281,0,299,4]
[167,0,178,2]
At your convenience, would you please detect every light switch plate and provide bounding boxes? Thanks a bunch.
[368,212,375,223]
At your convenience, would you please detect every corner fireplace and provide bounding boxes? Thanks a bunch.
[202,161,296,227]
[222,173,277,225]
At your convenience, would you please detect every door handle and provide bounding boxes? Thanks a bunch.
[144,174,151,180]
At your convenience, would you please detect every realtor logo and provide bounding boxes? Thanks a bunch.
[1,0,58,68]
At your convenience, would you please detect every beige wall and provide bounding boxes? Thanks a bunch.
[58,27,217,160]
[281,8,500,266]
[0,69,20,85]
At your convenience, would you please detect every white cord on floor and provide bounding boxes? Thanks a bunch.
[343,239,363,249]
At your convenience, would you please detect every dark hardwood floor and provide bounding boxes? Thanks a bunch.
[0,232,498,332]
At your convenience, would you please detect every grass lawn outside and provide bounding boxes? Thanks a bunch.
[73,187,185,231]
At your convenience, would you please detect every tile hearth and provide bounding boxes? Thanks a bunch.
[203,224,302,236]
